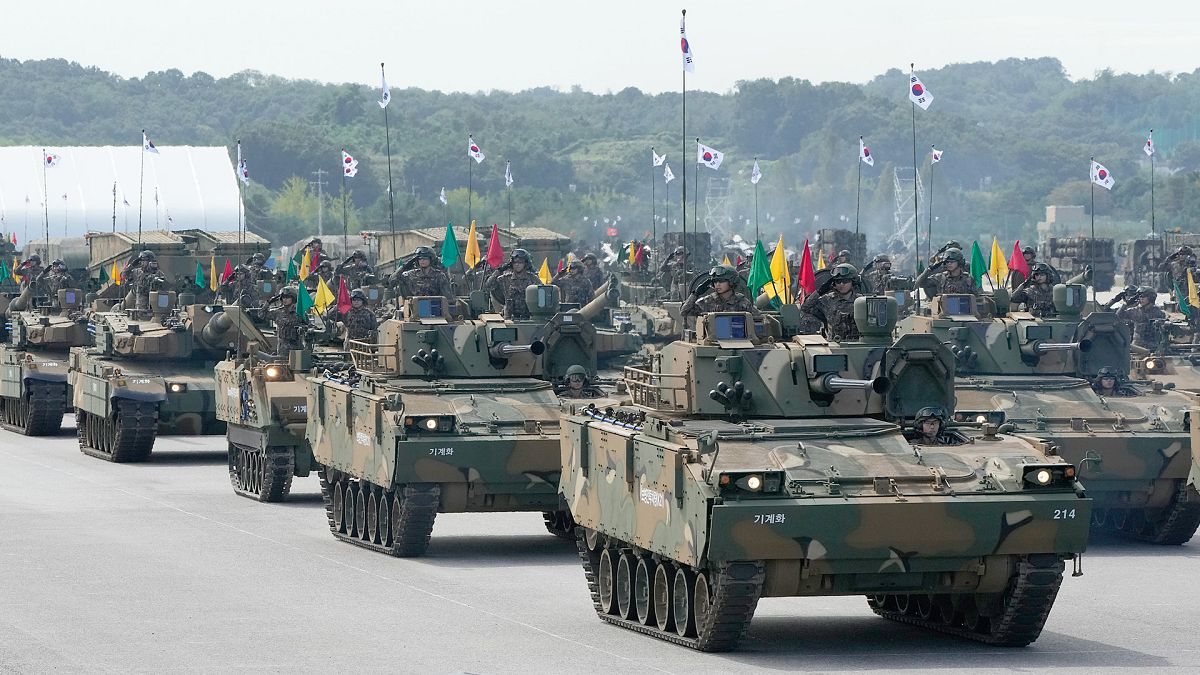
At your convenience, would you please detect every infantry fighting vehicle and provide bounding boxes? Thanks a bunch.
[899,286,1199,544]
[307,285,612,557]
[562,298,1090,651]
[71,292,256,461]
[215,306,346,501]
[0,285,89,434]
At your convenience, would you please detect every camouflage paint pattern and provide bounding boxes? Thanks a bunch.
[215,355,314,473]
[562,305,1089,597]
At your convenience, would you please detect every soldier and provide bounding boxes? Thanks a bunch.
[305,238,333,268]
[270,287,305,354]
[553,260,595,305]
[800,263,861,341]
[305,260,335,293]
[929,240,963,267]
[833,249,853,265]
[658,246,690,300]
[132,257,165,310]
[393,246,452,300]
[37,259,75,297]
[1117,286,1166,351]
[916,248,978,297]
[341,289,378,346]
[1010,263,1057,317]
[680,265,762,321]
[1009,246,1038,288]
[221,266,260,308]
[14,254,43,289]
[558,364,602,399]
[863,254,895,295]
[1159,245,1194,290]
[1091,366,1140,397]
[337,250,372,289]
[245,252,268,280]
[581,253,607,289]
[485,249,540,319]
[905,407,956,445]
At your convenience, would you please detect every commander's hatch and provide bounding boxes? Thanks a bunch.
[697,312,759,349]
[880,333,956,421]
[406,296,451,326]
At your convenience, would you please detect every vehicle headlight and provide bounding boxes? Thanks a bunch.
[263,364,287,381]
[168,382,187,393]
[1144,358,1165,373]
[1022,463,1076,488]
[404,415,455,433]
[718,471,784,495]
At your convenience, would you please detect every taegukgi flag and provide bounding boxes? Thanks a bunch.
[143,130,159,154]
[505,161,514,187]
[696,141,723,170]
[1144,130,1155,157]
[468,135,485,163]
[909,70,933,110]
[342,150,358,178]
[652,149,666,167]
[750,159,762,185]
[859,137,874,166]
[931,145,943,163]
[663,163,675,183]
[1091,160,1114,190]
[679,14,695,73]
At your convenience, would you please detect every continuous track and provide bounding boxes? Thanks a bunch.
[317,466,440,557]
[228,442,295,502]
[0,381,67,436]
[77,399,158,462]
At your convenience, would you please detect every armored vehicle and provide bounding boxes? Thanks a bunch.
[215,306,347,501]
[71,292,260,461]
[0,286,89,434]
[562,299,1090,651]
[308,285,612,557]
[899,287,1199,544]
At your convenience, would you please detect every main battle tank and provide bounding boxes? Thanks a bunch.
[307,285,610,557]
[70,291,257,461]
[562,298,1090,651]
[0,286,89,434]
[898,286,1199,544]
[215,306,346,501]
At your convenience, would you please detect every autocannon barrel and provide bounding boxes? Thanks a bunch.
[1020,338,1092,358]
[488,339,546,359]
[808,373,890,396]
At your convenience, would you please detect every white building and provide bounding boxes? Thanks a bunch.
[0,145,242,242]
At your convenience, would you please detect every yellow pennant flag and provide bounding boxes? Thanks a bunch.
[763,234,791,303]
[314,275,336,314]
[463,220,481,268]
[988,236,1009,285]
[209,255,218,291]
[816,251,826,271]
[112,261,122,286]
[1189,269,1199,310]
[538,257,552,284]
[299,249,311,281]
[721,254,732,266]
[628,242,637,265]
[12,257,20,283]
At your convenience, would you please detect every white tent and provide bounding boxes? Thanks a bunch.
[0,145,242,241]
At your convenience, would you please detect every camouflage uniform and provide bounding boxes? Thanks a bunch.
[343,306,378,341]
[15,261,43,289]
[801,290,861,341]
[399,266,453,299]
[921,271,978,297]
[340,262,372,290]
[486,269,540,319]
[1010,282,1056,317]
[583,265,606,290]
[864,269,895,295]
[681,290,762,319]
[39,269,76,296]
[273,307,304,353]
[555,273,595,305]
[1117,303,1166,349]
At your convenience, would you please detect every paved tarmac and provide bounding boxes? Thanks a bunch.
[1,419,1197,674]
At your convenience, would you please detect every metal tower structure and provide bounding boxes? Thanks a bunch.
[702,176,733,244]
[892,166,925,248]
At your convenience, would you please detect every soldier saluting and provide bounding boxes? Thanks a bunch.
[915,248,978,297]
[800,263,861,341]
[390,246,452,300]
[680,265,761,321]
[553,260,595,305]
[485,249,539,319]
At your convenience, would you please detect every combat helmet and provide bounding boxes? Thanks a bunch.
[565,364,589,379]
[941,248,966,264]
[278,287,297,302]
[913,405,948,432]
[872,254,891,264]
[413,246,434,259]
[1138,286,1158,302]
[830,263,859,280]
[708,264,738,282]
[510,248,532,266]
[350,289,368,302]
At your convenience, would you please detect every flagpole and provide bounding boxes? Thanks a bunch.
[855,138,862,238]
[1149,129,1156,237]
[693,137,700,271]
[650,147,656,256]
[753,156,759,245]
[138,130,145,245]
[927,144,934,262]
[341,158,348,249]
[112,181,117,233]
[382,63,397,264]
[1090,156,1097,305]
[506,161,513,227]
[467,134,474,229]
[236,139,244,246]
[910,66,919,275]
[681,9,688,273]
[41,148,49,257]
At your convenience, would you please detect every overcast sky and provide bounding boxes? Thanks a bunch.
[2,1,1196,93]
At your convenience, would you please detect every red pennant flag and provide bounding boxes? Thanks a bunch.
[735,255,743,267]
[221,258,234,283]
[633,243,646,265]
[336,276,352,314]
[556,259,564,274]
[9,233,14,245]
[1008,240,1029,278]
[485,224,505,269]
[798,240,816,296]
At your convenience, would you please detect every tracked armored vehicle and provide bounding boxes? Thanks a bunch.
[71,292,257,462]
[0,286,89,434]
[215,306,346,501]
[899,286,1199,544]
[308,286,611,557]
[562,298,1090,651]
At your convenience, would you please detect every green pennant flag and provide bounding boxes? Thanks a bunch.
[970,241,986,286]
[296,282,315,318]
[286,256,298,282]
[194,261,205,288]
[916,259,925,274]
[746,240,772,295]
[440,222,460,267]
[0,261,9,283]
[1176,280,1192,318]
[99,264,109,284]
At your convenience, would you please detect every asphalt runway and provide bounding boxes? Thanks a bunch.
[1,419,1197,674]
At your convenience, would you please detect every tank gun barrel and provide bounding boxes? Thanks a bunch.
[808,374,890,396]
[488,340,546,359]
[576,282,619,321]
[1020,338,1092,359]
[199,309,235,346]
